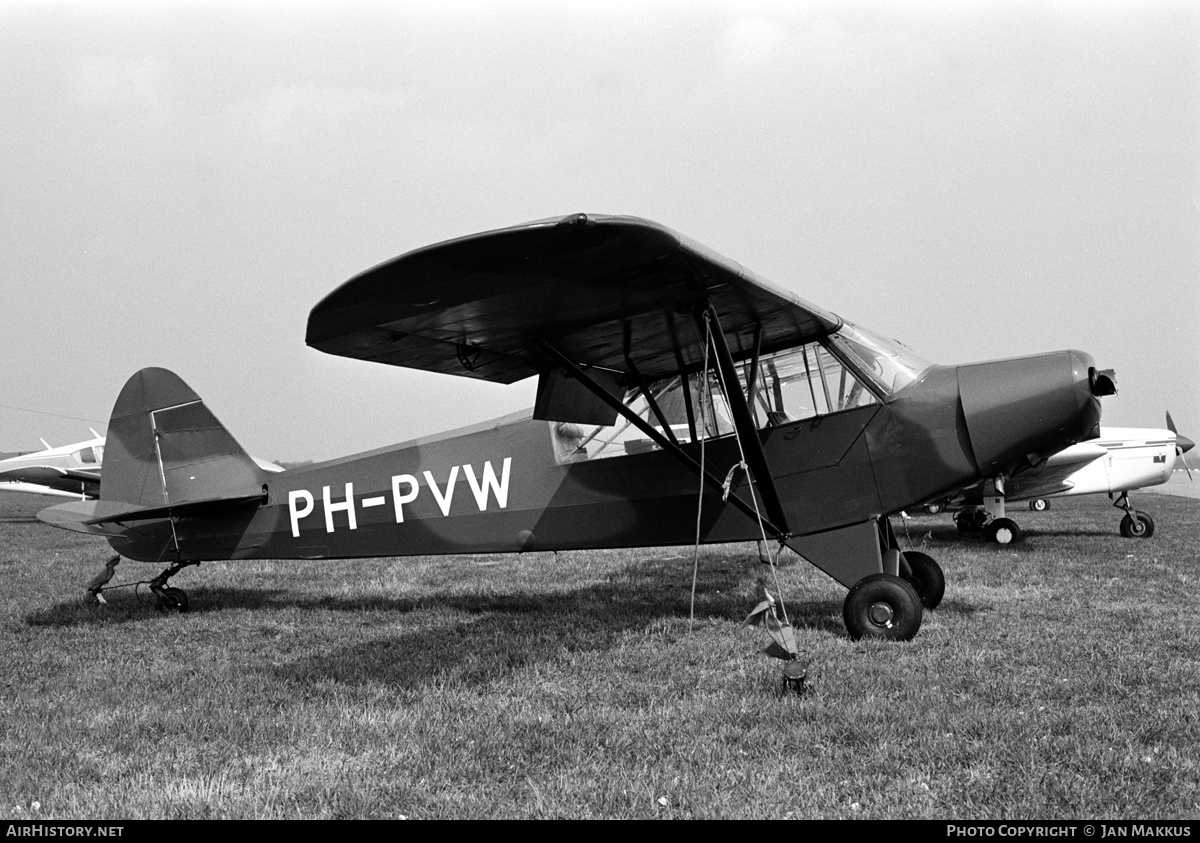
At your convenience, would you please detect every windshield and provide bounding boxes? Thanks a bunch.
[830,322,934,397]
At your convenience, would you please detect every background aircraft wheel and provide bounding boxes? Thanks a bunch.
[843,574,923,641]
[156,587,188,613]
[1120,511,1155,538]
[954,511,982,533]
[924,502,944,515]
[902,551,945,610]
[985,518,1022,545]
[1029,499,1049,512]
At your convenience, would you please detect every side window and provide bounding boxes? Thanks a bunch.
[749,343,878,426]
[74,447,97,465]
[549,341,879,464]
[554,375,732,462]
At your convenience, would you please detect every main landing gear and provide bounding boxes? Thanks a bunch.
[840,548,945,641]
[843,574,923,641]
[1113,492,1155,539]
[789,518,944,641]
[952,477,1024,544]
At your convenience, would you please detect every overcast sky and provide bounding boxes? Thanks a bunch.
[2,1,1197,461]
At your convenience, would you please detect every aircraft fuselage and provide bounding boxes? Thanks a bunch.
[102,349,1104,573]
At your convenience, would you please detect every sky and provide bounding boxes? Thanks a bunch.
[2,0,1197,462]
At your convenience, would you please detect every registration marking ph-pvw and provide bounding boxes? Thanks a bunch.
[287,458,512,537]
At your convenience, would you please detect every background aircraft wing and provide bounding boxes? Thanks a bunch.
[306,214,841,383]
[0,465,101,498]
[0,466,101,486]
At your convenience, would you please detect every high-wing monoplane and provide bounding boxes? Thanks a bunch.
[923,417,1194,543]
[0,434,105,499]
[38,214,1117,641]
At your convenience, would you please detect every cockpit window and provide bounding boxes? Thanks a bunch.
[552,339,883,463]
[829,322,933,397]
[746,342,878,426]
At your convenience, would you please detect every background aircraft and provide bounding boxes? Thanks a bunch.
[0,434,285,501]
[0,434,104,499]
[37,215,1117,642]
[923,416,1194,543]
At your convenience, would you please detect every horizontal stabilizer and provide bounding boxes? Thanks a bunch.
[84,493,266,526]
[37,501,127,536]
[39,493,266,534]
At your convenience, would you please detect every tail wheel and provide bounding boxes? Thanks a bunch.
[1029,499,1049,512]
[843,574,923,641]
[155,587,188,613]
[901,551,945,610]
[924,502,944,515]
[986,518,1022,545]
[1120,511,1155,539]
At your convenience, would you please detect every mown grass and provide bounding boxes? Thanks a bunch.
[2,492,1198,819]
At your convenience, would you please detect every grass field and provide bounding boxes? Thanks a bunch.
[2,490,1198,819]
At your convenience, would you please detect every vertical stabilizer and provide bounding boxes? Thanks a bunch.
[102,368,263,509]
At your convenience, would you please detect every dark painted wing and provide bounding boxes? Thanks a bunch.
[306,214,840,383]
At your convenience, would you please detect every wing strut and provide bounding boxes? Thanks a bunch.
[697,304,792,536]
[537,341,788,539]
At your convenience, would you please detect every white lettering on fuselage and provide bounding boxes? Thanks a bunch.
[288,458,512,538]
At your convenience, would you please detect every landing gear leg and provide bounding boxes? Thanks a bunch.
[785,517,927,639]
[149,560,198,613]
[1113,492,1155,538]
[981,476,1022,544]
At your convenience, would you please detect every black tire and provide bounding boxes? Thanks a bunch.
[843,574,923,641]
[1120,511,1155,538]
[986,518,1022,545]
[955,511,982,533]
[156,587,188,613]
[902,551,945,610]
[1029,499,1049,512]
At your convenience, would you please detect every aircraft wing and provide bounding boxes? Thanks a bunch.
[946,442,1108,506]
[306,214,841,383]
[0,465,101,495]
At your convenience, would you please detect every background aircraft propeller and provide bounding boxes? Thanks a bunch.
[1166,411,1194,481]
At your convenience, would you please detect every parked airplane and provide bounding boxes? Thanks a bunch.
[0,433,104,499]
[0,434,285,501]
[37,214,1116,642]
[924,416,1194,543]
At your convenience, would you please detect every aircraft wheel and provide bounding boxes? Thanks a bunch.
[1120,511,1155,539]
[1029,499,1049,512]
[924,502,944,515]
[843,574,923,641]
[954,511,980,533]
[986,518,1022,545]
[902,551,945,610]
[156,587,188,613]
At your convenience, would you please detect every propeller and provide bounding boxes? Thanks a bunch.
[1166,411,1194,481]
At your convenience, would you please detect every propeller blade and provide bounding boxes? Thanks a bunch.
[1168,412,1194,481]
[1178,441,1194,482]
